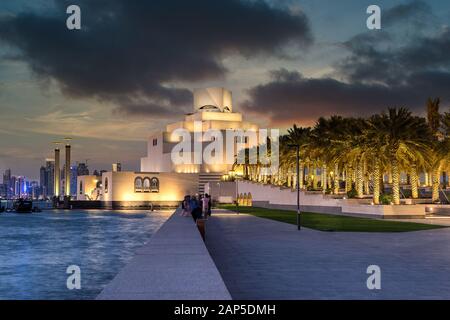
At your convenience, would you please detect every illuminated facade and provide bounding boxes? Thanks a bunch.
[140,87,259,174]
[76,87,259,206]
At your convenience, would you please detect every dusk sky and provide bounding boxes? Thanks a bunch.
[1,0,450,180]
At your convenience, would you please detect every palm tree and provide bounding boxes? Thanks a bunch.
[286,125,311,189]
[335,117,367,197]
[365,116,389,204]
[426,97,448,203]
[370,108,430,204]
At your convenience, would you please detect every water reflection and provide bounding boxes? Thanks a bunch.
[0,210,170,299]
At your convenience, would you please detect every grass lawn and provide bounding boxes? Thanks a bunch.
[218,205,447,232]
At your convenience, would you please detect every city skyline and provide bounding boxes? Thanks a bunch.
[1,0,450,179]
[0,160,95,199]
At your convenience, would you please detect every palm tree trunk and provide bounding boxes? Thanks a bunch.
[333,163,339,194]
[345,166,352,192]
[287,169,292,187]
[373,160,380,204]
[392,158,400,205]
[313,168,318,189]
[356,161,363,198]
[363,160,369,195]
[299,163,304,189]
[410,165,419,199]
[322,165,327,194]
[432,166,440,203]
[364,176,370,195]
[380,173,385,194]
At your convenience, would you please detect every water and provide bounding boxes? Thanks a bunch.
[0,209,171,300]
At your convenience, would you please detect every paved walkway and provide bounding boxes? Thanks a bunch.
[392,216,450,226]
[98,212,231,300]
[205,211,450,299]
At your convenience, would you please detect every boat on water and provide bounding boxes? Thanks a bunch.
[12,199,33,213]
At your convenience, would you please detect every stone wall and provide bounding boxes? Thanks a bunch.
[235,180,426,219]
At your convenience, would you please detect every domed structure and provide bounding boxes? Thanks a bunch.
[193,87,232,113]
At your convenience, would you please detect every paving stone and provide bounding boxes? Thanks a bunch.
[206,212,450,299]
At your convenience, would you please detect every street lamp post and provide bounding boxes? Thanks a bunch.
[289,144,301,230]
[235,175,239,215]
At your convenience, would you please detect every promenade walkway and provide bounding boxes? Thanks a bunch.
[206,210,450,299]
[98,211,231,300]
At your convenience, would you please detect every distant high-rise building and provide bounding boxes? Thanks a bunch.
[112,163,122,172]
[14,176,25,198]
[30,181,39,199]
[46,159,55,197]
[77,163,89,176]
[2,169,11,198]
[2,169,11,185]
[0,184,6,198]
[70,165,78,196]
[40,166,47,197]
[39,159,55,198]
[9,176,16,198]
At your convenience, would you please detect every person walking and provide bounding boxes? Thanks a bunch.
[190,196,202,221]
[181,195,190,217]
[207,194,212,217]
[202,194,209,219]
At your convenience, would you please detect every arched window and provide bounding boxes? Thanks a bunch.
[79,181,83,195]
[150,177,159,193]
[104,177,109,193]
[143,177,151,192]
[134,177,143,193]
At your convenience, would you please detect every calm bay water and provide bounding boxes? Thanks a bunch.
[0,209,170,300]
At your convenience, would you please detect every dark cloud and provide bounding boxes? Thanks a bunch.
[338,0,448,86]
[0,0,312,117]
[243,1,450,125]
[337,26,450,86]
[243,69,450,125]
[383,0,434,27]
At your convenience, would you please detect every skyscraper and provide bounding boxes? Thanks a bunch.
[2,169,11,198]
[70,165,77,196]
[30,181,39,199]
[40,166,47,197]
[46,159,55,197]
[2,169,11,185]
[0,184,6,199]
[77,163,89,176]
[65,143,71,197]
[15,176,25,198]
[9,176,16,198]
[39,159,55,199]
